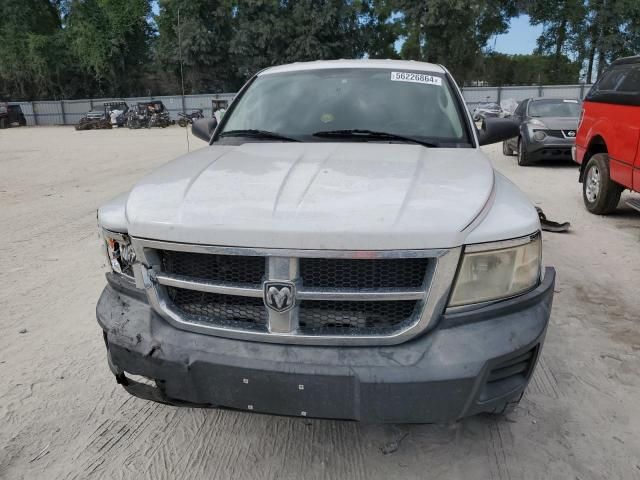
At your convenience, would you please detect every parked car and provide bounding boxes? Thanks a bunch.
[574,55,640,214]
[0,103,27,128]
[502,97,581,166]
[472,102,504,121]
[96,60,554,423]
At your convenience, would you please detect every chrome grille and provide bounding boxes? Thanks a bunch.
[167,287,267,331]
[161,251,265,285]
[299,258,428,289]
[133,239,461,346]
[298,300,418,334]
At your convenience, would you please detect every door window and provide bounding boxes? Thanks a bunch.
[514,100,528,117]
[616,66,640,93]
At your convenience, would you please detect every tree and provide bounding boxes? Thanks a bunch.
[155,0,236,93]
[358,0,402,59]
[230,0,372,84]
[393,0,518,84]
[480,52,581,85]
[0,0,69,100]
[527,0,640,83]
[526,0,587,83]
[591,0,640,78]
[65,0,154,97]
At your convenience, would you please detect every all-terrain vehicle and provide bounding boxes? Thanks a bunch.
[76,102,129,130]
[177,109,204,127]
[574,55,640,214]
[127,101,172,129]
[0,103,27,128]
[212,99,229,122]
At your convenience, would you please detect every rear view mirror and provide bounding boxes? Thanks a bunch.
[192,118,218,142]
[477,118,519,146]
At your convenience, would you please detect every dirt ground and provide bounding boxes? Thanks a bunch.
[1,126,639,480]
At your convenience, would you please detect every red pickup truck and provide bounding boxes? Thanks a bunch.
[574,55,640,214]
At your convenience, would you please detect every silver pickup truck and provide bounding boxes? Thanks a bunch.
[96,60,555,423]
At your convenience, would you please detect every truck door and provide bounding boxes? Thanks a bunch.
[621,68,640,192]
[596,64,640,189]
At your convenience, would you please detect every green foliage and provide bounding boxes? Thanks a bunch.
[228,1,371,85]
[66,0,153,96]
[480,52,581,85]
[0,0,66,99]
[155,0,235,93]
[393,0,518,84]
[523,0,640,83]
[1,0,638,100]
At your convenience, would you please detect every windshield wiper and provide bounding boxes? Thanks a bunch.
[312,129,437,148]
[219,129,300,142]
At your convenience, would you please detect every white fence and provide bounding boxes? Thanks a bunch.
[8,84,592,126]
[10,93,236,126]
[462,84,592,106]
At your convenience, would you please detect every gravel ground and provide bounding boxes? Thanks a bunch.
[1,126,639,480]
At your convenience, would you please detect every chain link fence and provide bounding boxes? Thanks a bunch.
[8,85,592,126]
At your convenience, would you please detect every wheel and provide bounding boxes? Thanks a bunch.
[178,118,188,128]
[502,140,514,156]
[517,137,534,166]
[582,153,623,215]
[0,117,6,129]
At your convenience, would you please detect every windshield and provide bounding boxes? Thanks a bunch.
[528,100,581,118]
[219,68,471,147]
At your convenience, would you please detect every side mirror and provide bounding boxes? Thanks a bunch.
[192,117,217,142]
[477,117,519,146]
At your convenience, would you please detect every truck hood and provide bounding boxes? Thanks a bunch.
[123,142,495,250]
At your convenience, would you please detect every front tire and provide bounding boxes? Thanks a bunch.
[502,140,514,156]
[517,137,534,166]
[582,153,623,215]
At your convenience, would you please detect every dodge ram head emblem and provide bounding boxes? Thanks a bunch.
[263,281,296,313]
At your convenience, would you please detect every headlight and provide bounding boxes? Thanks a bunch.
[449,234,541,307]
[101,229,136,278]
[533,130,547,141]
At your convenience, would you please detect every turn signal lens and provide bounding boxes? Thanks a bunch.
[101,230,135,278]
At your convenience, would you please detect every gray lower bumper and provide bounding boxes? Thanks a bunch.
[527,140,574,161]
[97,268,555,423]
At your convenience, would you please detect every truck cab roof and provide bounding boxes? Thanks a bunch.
[259,59,446,76]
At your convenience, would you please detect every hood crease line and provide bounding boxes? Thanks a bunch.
[178,148,233,222]
[272,150,306,216]
[393,153,424,226]
[294,144,339,211]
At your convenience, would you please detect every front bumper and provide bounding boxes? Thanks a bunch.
[97,268,555,423]
[526,138,574,161]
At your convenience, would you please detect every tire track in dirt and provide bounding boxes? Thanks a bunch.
[528,356,560,399]
[485,420,513,480]
[64,398,163,480]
